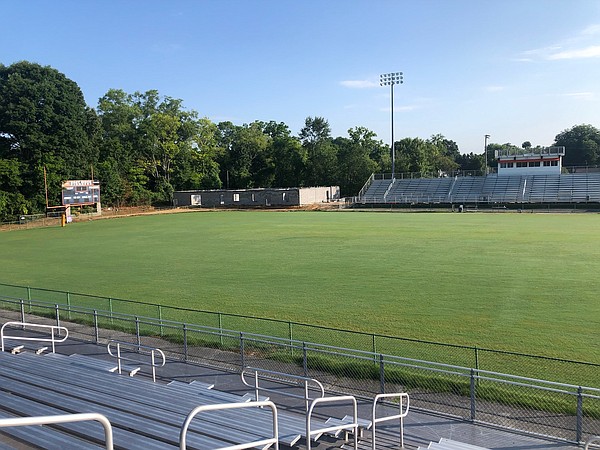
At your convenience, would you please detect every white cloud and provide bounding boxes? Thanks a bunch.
[548,45,600,60]
[561,92,596,100]
[340,79,378,89]
[519,23,600,61]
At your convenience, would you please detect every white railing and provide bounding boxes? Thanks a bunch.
[306,396,357,450]
[241,366,325,412]
[585,435,600,449]
[179,401,279,450]
[107,340,165,382]
[0,413,113,449]
[1,321,68,353]
[371,392,410,450]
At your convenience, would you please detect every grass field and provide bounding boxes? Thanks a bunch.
[1,210,599,363]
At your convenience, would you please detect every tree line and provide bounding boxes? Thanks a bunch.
[1,61,599,221]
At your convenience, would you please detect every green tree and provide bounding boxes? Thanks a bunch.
[300,117,337,186]
[554,124,600,167]
[0,61,99,213]
[335,127,381,195]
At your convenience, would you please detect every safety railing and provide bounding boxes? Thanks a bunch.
[241,366,325,412]
[1,321,68,353]
[107,340,165,382]
[371,392,410,450]
[179,401,279,450]
[0,413,113,449]
[306,396,357,450]
[586,436,600,449]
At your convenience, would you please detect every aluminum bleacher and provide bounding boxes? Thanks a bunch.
[358,172,600,206]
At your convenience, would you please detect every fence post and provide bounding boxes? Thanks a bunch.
[66,292,72,320]
[93,310,99,344]
[183,324,188,362]
[475,346,480,386]
[109,298,113,325]
[19,299,25,323]
[218,313,223,346]
[576,386,583,443]
[158,305,163,337]
[289,322,293,357]
[379,354,385,394]
[240,332,245,369]
[470,369,476,422]
[302,342,308,377]
[55,304,61,331]
[27,286,32,313]
[135,317,140,348]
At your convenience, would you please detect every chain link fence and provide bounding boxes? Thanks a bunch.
[0,282,597,387]
[0,295,598,445]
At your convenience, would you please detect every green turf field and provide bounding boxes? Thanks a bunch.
[1,210,599,363]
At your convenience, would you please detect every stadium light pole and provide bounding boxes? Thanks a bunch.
[380,72,403,180]
[484,134,490,175]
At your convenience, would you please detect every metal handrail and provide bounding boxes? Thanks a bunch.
[179,400,278,450]
[0,413,113,449]
[107,340,165,382]
[371,393,410,450]
[585,436,600,449]
[1,321,68,353]
[306,396,357,450]
[241,366,325,412]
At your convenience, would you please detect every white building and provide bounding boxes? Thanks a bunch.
[496,146,565,176]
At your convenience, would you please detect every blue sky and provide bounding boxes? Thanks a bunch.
[3,0,600,153]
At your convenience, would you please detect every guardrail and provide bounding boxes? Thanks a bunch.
[306,396,357,450]
[0,413,113,449]
[371,393,410,450]
[179,401,279,450]
[107,340,165,382]
[1,321,68,353]
[241,366,325,412]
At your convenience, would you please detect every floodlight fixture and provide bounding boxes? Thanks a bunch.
[380,72,404,179]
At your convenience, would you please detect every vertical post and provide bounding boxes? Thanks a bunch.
[108,298,114,325]
[19,299,25,323]
[380,72,403,180]
[183,324,188,362]
[158,305,163,337]
[470,369,476,422]
[219,313,223,346]
[135,317,140,348]
[379,354,385,394]
[93,310,99,344]
[576,386,583,443]
[302,342,308,377]
[289,321,293,357]
[66,292,72,320]
[55,304,60,331]
[475,346,480,386]
[391,82,395,179]
[27,286,32,313]
[240,332,245,369]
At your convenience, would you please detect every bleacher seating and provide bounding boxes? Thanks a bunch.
[359,173,600,206]
[0,351,334,448]
[417,438,490,450]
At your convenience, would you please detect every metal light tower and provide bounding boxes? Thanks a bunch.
[380,72,403,179]
[484,134,490,175]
